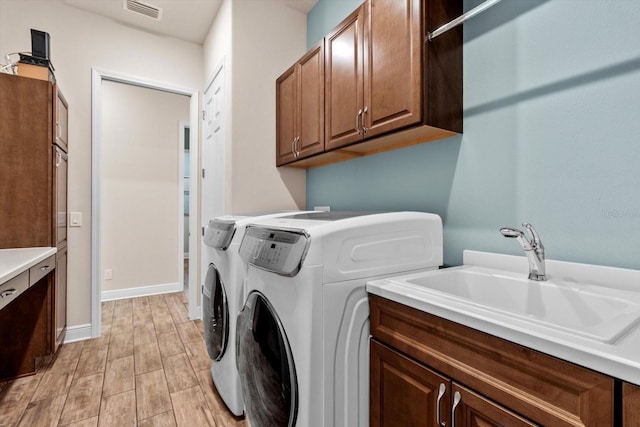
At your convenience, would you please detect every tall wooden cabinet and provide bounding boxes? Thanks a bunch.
[0,73,68,352]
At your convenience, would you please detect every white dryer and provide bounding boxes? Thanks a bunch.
[202,211,309,416]
[235,211,443,427]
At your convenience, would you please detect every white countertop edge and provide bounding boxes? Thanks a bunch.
[366,283,640,386]
[0,247,57,284]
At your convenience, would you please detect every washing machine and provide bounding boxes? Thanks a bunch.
[202,211,311,416]
[235,211,443,427]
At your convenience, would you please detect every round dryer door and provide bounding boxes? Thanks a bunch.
[237,291,297,427]
[202,264,229,361]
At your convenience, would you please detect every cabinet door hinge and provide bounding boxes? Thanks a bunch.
[202,226,205,236]
[202,169,205,179]
[202,110,206,121]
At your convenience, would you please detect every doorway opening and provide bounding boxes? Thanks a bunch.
[91,68,200,338]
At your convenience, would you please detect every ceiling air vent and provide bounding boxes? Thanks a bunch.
[123,0,163,20]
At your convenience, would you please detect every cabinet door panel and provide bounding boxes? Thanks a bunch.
[297,42,324,158]
[325,6,365,150]
[364,0,421,137]
[371,339,450,427]
[624,382,640,427]
[55,88,69,152]
[0,74,53,249]
[54,245,67,352]
[276,66,297,166]
[452,383,539,427]
[54,148,68,246]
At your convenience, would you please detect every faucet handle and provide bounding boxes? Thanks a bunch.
[522,223,543,250]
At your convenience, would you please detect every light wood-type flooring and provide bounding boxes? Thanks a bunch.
[0,292,248,427]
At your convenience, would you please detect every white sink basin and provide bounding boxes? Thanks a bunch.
[377,265,640,344]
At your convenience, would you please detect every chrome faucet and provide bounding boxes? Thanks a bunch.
[500,223,547,281]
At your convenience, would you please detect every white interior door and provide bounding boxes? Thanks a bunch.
[201,62,226,310]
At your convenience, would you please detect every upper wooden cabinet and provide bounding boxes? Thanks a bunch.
[277,0,462,168]
[326,0,423,150]
[276,41,325,166]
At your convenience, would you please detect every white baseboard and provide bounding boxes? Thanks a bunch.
[64,323,93,343]
[102,282,183,302]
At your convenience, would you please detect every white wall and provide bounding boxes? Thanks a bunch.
[203,0,308,214]
[101,81,189,293]
[0,1,202,328]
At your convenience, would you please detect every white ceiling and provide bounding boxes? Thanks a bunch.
[63,0,318,44]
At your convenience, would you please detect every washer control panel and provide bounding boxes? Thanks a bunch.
[204,219,236,250]
[239,226,309,276]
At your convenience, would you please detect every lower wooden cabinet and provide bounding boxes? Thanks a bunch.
[369,295,615,427]
[371,339,538,427]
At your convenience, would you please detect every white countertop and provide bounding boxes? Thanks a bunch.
[367,250,640,386]
[0,247,57,284]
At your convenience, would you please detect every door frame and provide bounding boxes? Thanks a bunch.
[91,68,201,338]
[179,119,188,275]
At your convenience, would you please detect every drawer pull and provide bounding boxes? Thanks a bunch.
[451,391,461,427]
[1,289,17,298]
[40,265,51,271]
[436,383,447,427]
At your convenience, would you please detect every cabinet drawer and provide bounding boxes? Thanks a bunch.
[0,271,29,311]
[369,295,614,427]
[29,255,55,286]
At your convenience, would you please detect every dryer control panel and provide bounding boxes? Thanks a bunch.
[204,219,236,250]
[239,226,309,276]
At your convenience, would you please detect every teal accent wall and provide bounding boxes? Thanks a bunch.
[306,0,640,269]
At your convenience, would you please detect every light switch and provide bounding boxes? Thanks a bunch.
[69,212,83,227]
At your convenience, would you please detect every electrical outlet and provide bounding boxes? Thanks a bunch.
[104,269,113,280]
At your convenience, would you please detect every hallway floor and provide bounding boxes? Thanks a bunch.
[0,292,247,427]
